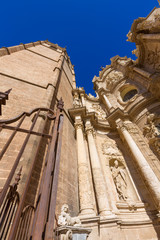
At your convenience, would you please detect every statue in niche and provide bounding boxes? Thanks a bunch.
[58,204,81,227]
[111,160,128,201]
[73,92,81,108]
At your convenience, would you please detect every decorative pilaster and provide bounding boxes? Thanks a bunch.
[74,116,95,216]
[85,120,114,217]
[116,119,160,209]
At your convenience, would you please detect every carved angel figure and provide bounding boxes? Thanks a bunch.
[111,160,128,201]
[58,204,81,227]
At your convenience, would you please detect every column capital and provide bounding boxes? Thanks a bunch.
[116,119,127,132]
[80,92,85,97]
[85,120,96,137]
[74,120,83,130]
[85,125,95,136]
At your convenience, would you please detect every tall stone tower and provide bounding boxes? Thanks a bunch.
[0,7,160,240]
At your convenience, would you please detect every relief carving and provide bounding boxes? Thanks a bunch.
[146,47,160,70]
[143,114,159,139]
[78,165,94,209]
[91,104,106,120]
[102,139,124,162]
[111,160,128,201]
[105,70,124,90]
[123,122,139,135]
[143,114,160,155]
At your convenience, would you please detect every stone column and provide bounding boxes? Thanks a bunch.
[85,120,114,216]
[75,116,95,216]
[103,94,112,110]
[116,119,160,208]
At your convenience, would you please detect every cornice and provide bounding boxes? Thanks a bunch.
[0,40,48,57]
[68,107,110,131]
[106,108,130,128]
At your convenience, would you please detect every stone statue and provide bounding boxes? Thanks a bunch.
[111,160,128,201]
[58,204,81,227]
[73,92,81,108]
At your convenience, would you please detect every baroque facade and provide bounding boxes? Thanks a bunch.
[0,7,160,240]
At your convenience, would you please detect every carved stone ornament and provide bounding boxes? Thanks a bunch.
[117,58,131,66]
[105,70,124,90]
[137,13,160,33]
[143,113,160,155]
[58,204,81,227]
[58,229,72,240]
[123,122,139,135]
[143,114,159,139]
[132,46,140,58]
[102,140,121,156]
[126,30,133,42]
[91,104,106,120]
[56,226,92,240]
[110,160,128,201]
[78,164,94,208]
[74,121,83,131]
[146,47,160,71]
[73,92,82,108]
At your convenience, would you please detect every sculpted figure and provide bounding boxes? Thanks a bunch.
[144,114,159,139]
[111,160,128,201]
[58,204,81,227]
[73,92,81,108]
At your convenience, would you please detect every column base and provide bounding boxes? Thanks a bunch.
[99,210,117,219]
[79,209,96,218]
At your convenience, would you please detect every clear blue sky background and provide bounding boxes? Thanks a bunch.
[0,1,158,95]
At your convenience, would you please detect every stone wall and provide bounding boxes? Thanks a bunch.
[0,41,79,218]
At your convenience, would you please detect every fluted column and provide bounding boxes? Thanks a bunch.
[85,120,114,216]
[116,119,160,208]
[75,116,95,216]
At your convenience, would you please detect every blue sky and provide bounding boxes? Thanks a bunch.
[0,1,158,95]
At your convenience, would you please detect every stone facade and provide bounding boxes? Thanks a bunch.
[0,7,160,240]
[69,8,160,240]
